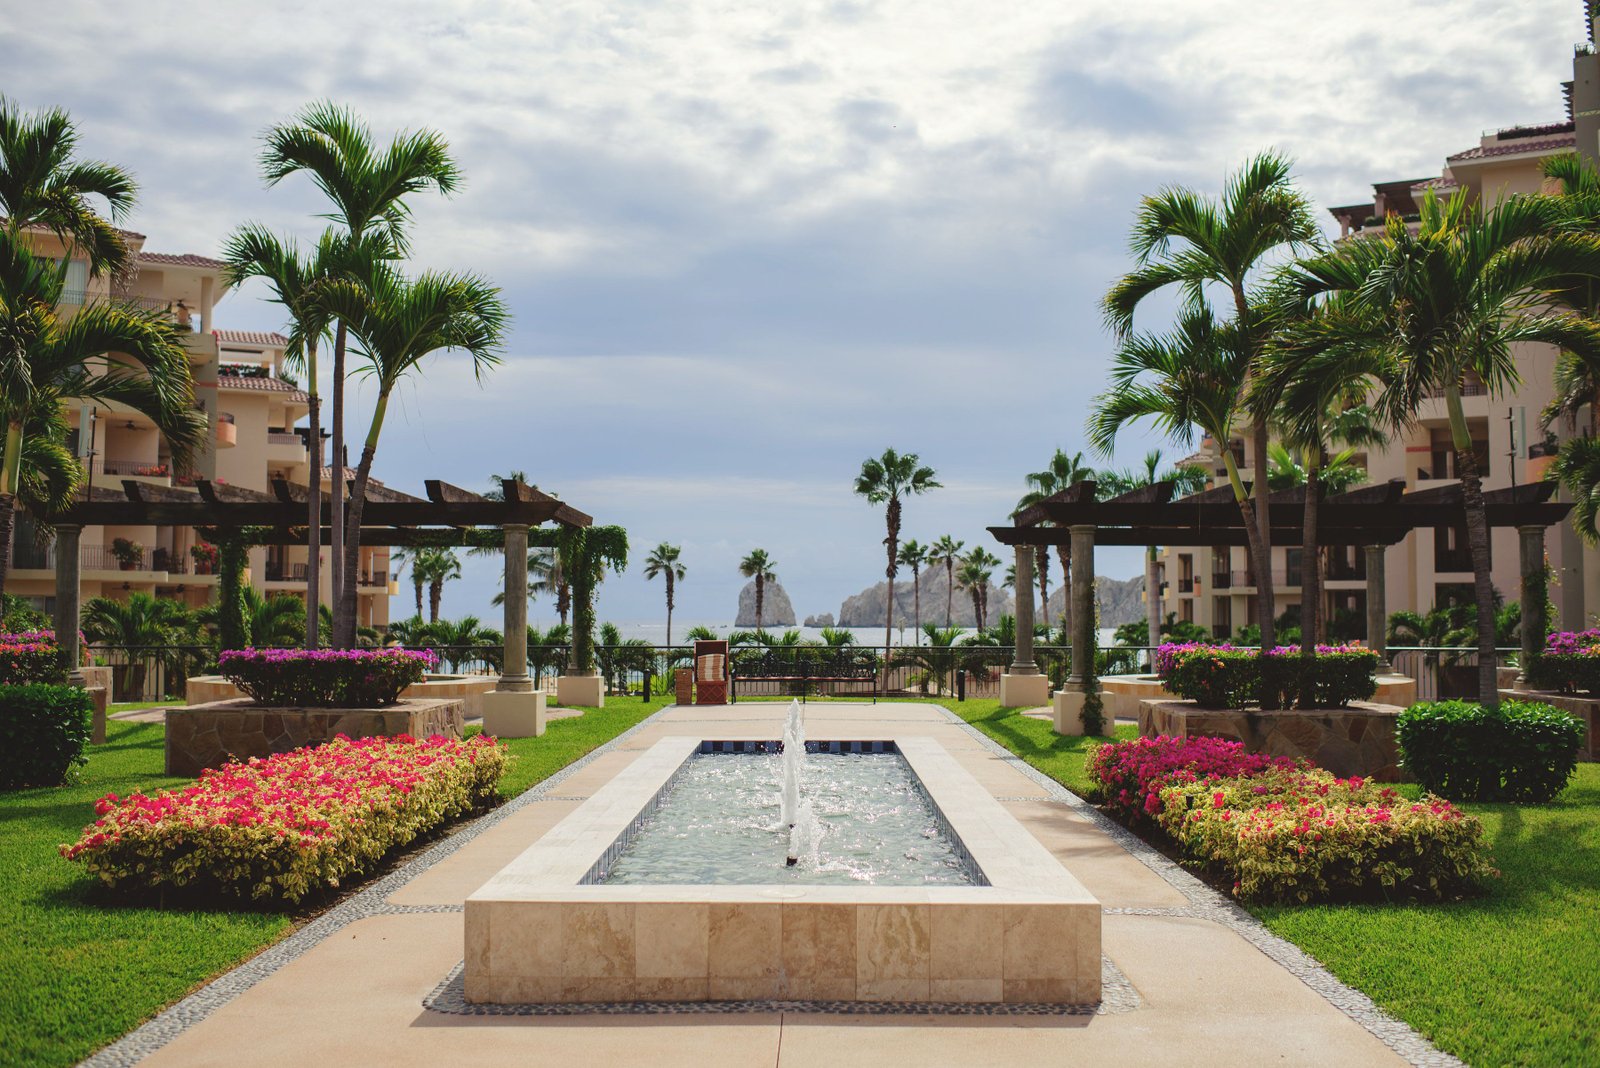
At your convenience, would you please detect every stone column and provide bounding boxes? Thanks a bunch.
[1518,524,1546,685]
[1364,544,1388,672]
[53,524,102,743]
[480,525,546,737]
[497,525,533,693]
[1001,543,1049,707]
[1053,525,1095,735]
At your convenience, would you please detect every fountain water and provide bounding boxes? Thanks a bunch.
[780,699,807,864]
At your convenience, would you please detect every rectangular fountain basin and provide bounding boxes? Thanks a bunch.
[464,735,1101,1005]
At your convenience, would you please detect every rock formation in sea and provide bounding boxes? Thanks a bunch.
[802,612,835,628]
[735,579,798,627]
[1039,574,1145,630]
[836,566,1012,630]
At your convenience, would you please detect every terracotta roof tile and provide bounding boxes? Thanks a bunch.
[217,329,290,347]
[1447,133,1576,162]
[216,369,309,401]
[137,251,225,269]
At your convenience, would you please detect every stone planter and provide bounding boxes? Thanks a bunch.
[1498,687,1598,761]
[1138,698,1405,781]
[999,672,1051,708]
[165,697,465,777]
[1100,675,1172,720]
[186,672,498,719]
[556,674,605,708]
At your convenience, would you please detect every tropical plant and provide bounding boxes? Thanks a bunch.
[1102,152,1322,651]
[81,592,196,699]
[1291,189,1600,704]
[896,538,928,644]
[545,526,627,676]
[197,585,304,648]
[0,96,137,277]
[1096,449,1208,655]
[261,102,463,648]
[818,626,856,648]
[955,547,1002,630]
[739,549,777,633]
[1016,449,1095,634]
[409,547,462,623]
[643,542,686,645]
[892,624,964,694]
[418,614,501,673]
[526,622,570,682]
[853,448,941,650]
[929,535,964,628]
[596,622,654,697]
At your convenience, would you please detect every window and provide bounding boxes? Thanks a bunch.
[57,259,89,305]
[1433,525,1483,572]
[1435,583,1475,610]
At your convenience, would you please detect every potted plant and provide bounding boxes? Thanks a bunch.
[190,542,218,575]
[110,538,144,571]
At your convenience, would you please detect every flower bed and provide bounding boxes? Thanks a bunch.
[1152,766,1494,902]
[1525,630,1600,695]
[1087,734,1298,822]
[219,647,438,707]
[0,632,66,686]
[62,733,508,902]
[1156,641,1378,709]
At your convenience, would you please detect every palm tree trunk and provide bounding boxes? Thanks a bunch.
[755,576,764,632]
[413,575,424,617]
[0,419,22,598]
[1449,388,1499,706]
[305,387,322,648]
[1036,546,1050,641]
[336,394,392,647]
[1222,451,1276,706]
[912,567,921,645]
[430,579,443,623]
[0,493,14,600]
[884,496,900,652]
[665,573,674,646]
[1251,416,1276,650]
[1057,544,1072,640]
[1299,462,1322,708]
[945,559,954,627]
[330,322,347,646]
[1145,545,1161,660]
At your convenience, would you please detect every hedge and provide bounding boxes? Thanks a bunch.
[1157,642,1378,709]
[1396,700,1583,803]
[219,647,438,707]
[62,733,509,902]
[0,683,92,789]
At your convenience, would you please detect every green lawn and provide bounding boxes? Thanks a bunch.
[944,701,1600,1068]
[0,695,671,1068]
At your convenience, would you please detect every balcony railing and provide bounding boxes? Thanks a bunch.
[1211,572,1232,589]
[267,431,301,445]
[1326,558,1368,581]
[96,459,171,478]
[1230,570,1302,588]
[1177,578,1196,593]
[264,562,309,582]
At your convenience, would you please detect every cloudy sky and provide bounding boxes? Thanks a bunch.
[3,0,1580,626]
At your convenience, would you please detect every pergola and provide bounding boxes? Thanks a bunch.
[988,478,1571,694]
[46,476,592,701]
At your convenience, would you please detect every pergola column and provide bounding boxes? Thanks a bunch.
[1518,524,1546,684]
[1010,545,1038,674]
[1364,544,1388,672]
[53,524,102,744]
[1067,524,1096,688]
[497,524,533,693]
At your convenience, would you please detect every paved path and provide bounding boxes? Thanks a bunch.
[103,702,1451,1068]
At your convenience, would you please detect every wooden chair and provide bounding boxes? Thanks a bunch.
[693,639,729,705]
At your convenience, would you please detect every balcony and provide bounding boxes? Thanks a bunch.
[216,412,237,448]
[1177,578,1196,594]
[1212,623,1233,640]
[90,458,173,487]
[1211,572,1232,590]
[266,430,308,465]
[264,562,308,583]
[1230,570,1302,589]
[1326,557,1368,582]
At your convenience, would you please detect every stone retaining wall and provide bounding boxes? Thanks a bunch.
[186,673,497,718]
[1138,699,1404,781]
[1499,688,1598,761]
[165,697,465,776]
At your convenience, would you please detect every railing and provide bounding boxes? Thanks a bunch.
[1177,578,1196,593]
[1387,647,1519,702]
[267,431,302,446]
[1211,572,1232,590]
[96,458,171,477]
[1228,570,1302,588]
[218,412,236,425]
[1325,559,1367,581]
[264,562,308,582]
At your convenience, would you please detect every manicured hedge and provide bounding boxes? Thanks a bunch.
[219,647,438,707]
[0,683,92,789]
[1153,766,1493,902]
[1396,700,1583,803]
[0,632,66,686]
[62,733,509,902]
[1157,642,1378,709]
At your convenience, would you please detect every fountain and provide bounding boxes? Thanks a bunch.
[780,699,809,865]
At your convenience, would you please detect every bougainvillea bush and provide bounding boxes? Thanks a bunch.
[219,647,438,707]
[0,631,66,685]
[1152,767,1494,902]
[1525,630,1600,695]
[1156,642,1378,709]
[1086,734,1299,821]
[61,733,508,902]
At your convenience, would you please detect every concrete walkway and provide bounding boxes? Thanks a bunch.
[111,702,1445,1068]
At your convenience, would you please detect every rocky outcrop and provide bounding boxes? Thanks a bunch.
[735,579,797,627]
[836,566,1012,630]
[1041,574,1145,629]
[803,612,835,628]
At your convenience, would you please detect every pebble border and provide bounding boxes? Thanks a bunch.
[77,702,1461,1067]
[938,707,1466,1068]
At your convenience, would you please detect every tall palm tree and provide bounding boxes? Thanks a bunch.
[643,542,686,645]
[414,547,462,623]
[261,103,461,646]
[957,547,1002,630]
[896,538,928,644]
[1292,190,1600,704]
[390,545,427,617]
[739,549,777,633]
[854,449,941,651]
[1097,450,1208,655]
[1103,152,1322,650]
[1016,448,1095,635]
[309,264,505,645]
[0,97,137,277]
[1088,310,1264,650]
[0,235,206,595]
[929,535,964,628]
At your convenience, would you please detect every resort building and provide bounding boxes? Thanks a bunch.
[1157,114,1583,639]
[5,227,398,629]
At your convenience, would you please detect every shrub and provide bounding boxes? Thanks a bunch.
[1396,700,1583,803]
[219,647,438,707]
[1153,766,1495,903]
[1086,734,1298,821]
[1524,652,1600,696]
[62,733,509,902]
[0,633,67,685]
[0,683,92,789]
[1156,642,1377,709]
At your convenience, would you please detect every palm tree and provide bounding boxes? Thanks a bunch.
[956,548,1001,630]
[818,626,856,648]
[0,234,206,595]
[1097,450,1208,656]
[896,538,928,644]
[929,535,964,628]
[1103,152,1321,651]
[1088,309,1266,657]
[390,545,427,617]
[261,103,461,647]
[1292,190,1600,704]
[739,549,777,633]
[0,97,138,277]
[82,592,193,699]
[854,449,941,652]
[420,614,502,673]
[309,264,506,645]
[526,622,572,684]
[1016,449,1095,635]
[198,585,304,648]
[643,542,686,645]
[892,624,965,694]
[413,547,462,623]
